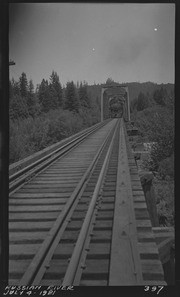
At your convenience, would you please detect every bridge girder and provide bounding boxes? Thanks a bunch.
[101,85,130,122]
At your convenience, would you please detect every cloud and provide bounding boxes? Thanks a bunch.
[105,34,151,68]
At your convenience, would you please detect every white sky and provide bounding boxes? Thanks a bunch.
[9,3,175,87]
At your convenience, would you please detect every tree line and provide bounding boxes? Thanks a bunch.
[130,86,174,112]
[9,71,100,164]
[9,71,94,120]
[9,73,174,166]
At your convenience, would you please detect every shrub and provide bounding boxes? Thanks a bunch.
[133,105,174,172]
[158,154,174,179]
[9,119,36,163]
[9,107,100,164]
[153,179,174,226]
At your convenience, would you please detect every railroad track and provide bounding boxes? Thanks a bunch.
[9,119,165,286]
[9,120,110,194]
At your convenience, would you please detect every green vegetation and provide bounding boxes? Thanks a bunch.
[130,91,149,112]
[153,178,174,227]
[9,72,100,164]
[132,99,174,174]
[9,74,174,166]
[64,81,80,112]
[130,85,174,227]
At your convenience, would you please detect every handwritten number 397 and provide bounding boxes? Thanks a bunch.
[144,286,164,294]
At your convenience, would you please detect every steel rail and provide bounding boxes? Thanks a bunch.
[31,126,115,285]
[9,121,106,182]
[18,119,118,285]
[72,122,120,286]
[9,121,111,177]
[9,121,109,194]
[62,119,119,286]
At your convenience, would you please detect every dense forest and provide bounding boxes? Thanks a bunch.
[9,71,101,164]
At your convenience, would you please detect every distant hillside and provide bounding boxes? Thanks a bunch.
[123,82,174,102]
[87,82,174,104]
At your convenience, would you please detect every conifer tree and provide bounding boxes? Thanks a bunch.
[78,81,91,109]
[38,79,52,112]
[105,78,115,85]
[49,71,63,107]
[9,79,20,103]
[65,81,80,112]
[48,83,59,109]
[136,92,149,111]
[19,72,28,99]
[9,77,29,119]
[38,79,48,105]
[27,79,41,117]
[27,79,34,115]
[153,87,166,106]
[9,94,29,119]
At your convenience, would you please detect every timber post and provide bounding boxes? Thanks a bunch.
[139,171,159,227]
